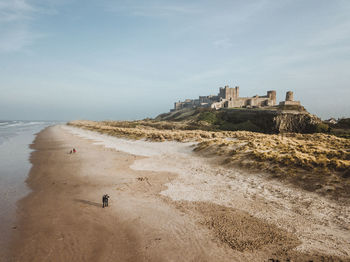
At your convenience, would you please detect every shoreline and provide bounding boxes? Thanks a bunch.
[6,125,350,261]
[7,125,234,261]
[0,123,53,258]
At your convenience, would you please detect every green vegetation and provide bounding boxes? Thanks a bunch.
[328,118,350,139]
[314,122,329,133]
[197,111,219,124]
[195,110,265,132]
[158,107,318,133]
[196,110,264,132]
[337,118,350,128]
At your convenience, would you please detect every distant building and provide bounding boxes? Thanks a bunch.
[324,118,337,124]
[172,85,277,111]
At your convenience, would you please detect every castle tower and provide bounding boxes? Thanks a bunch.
[286,91,294,101]
[219,87,225,98]
[279,91,300,107]
[224,85,230,99]
[267,90,276,105]
[223,85,235,99]
[235,86,239,99]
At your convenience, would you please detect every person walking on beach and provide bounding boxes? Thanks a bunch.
[102,194,109,208]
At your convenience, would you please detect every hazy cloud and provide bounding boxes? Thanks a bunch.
[0,0,46,52]
[103,0,202,18]
[0,0,36,22]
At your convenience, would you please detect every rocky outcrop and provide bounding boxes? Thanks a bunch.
[217,108,322,133]
[156,107,323,134]
[273,112,322,133]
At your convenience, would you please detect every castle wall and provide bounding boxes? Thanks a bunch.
[227,96,274,108]
[228,98,248,107]
[211,102,223,110]
[173,85,278,111]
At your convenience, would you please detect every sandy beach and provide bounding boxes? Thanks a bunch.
[5,125,350,262]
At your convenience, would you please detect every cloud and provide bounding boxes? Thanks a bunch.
[0,0,36,22]
[0,25,43,52]
[0,0,43,53]
[104,0,202,18]
[131,4,201,17]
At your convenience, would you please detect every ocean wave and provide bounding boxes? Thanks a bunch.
[0,121,52,129]
[0,122,58,146]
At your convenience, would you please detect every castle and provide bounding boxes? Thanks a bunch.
[172,85,299,111]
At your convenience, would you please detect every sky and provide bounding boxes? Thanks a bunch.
[0,0,349,121]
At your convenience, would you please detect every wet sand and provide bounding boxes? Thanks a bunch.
[0,122,53,257]
[6,125,350,261]
[0,135,31,256]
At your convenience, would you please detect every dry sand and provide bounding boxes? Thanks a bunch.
[5,125,350,261]
[68,120,350,201]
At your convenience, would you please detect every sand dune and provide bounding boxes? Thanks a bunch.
[68,120,350,200]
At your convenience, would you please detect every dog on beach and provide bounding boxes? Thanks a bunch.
[102,194,109,208]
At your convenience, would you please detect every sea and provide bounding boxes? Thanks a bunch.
[0,121,59,254]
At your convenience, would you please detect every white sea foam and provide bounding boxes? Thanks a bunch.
[0,121,51,129]
[63,125,350,257]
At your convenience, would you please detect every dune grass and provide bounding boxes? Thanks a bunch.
[68,120,350,199]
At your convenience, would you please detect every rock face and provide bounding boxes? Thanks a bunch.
[219,109,322,133]
[273,112,322,133]
[156,107,323,134]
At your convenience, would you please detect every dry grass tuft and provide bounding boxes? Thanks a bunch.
[68,120,350,199]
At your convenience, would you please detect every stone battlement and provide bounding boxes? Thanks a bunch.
[173,85,277,111]
[172,85,300,112]
[279,91,301,106]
